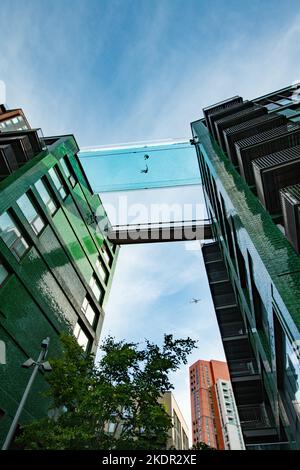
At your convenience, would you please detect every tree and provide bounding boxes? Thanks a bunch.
[191,441,216,450]
[18,333,196,450]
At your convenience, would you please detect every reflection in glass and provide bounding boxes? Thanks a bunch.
[49,167,67,200]
[60,157,76,187]
[0,212,29,260]
[276,98,292,106]
[101,244,112,267]
[96,257,108,282]
[17,193,45,235]
[73,322,89,351]
[0,259,9,286]
[35,179,57,215]
[284,339,300,419]
[89,275,103,302]
[81,297,96,326]
[265,102,280,110]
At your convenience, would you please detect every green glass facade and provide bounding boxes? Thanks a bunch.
[0,133,118,446]
[191,85,300,449]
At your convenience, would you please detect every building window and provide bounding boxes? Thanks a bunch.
[101,243,113,267]
[0,258,10,287]
[248,252,270,344]
[274,310,300,417]
[60,157,77,187]
[0,115,27,131]
[221,202,235,261]
[231,219,247,289]
[48,167,68,200]
[89,275,104,302]
[81,297,96,326]
[35,179,57,215]
[0,212,29,260]
[16,193,45,236]
[73,322,90,351]
[265,102,280,111]
[96,257,108,283]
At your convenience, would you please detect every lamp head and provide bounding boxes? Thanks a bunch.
[41,337,50,350]
[22,358,35,368]
[41,361,52,372]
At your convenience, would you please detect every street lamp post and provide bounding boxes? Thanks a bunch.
[2,337,52,451]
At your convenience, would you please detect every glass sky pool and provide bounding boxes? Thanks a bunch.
[78,141,201,192]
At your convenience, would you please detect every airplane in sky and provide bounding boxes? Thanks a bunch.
[189,298,202,304]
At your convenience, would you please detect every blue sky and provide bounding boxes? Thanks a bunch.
[2,0,300,145]
[2,0,300,440]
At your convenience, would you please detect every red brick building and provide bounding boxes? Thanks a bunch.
[189,359,230,449]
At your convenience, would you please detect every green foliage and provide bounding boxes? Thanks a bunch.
[191,441,216,450]
[18,333,196,450]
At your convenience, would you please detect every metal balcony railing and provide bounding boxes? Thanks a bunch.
[229,358,258,377]
[213,292,236,308]
[238,404,271,430]
[220,322,246,338]
[246,442,290,450]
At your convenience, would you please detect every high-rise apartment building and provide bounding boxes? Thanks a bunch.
[0,105,30,133]
[191,84,300,449]
[0,107,118,446]
[189,359,244,449]
[215,379,245,450]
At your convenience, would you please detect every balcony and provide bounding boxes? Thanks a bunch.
[238,404,280,443]
[0,144,18,181]
[238,404,271,430]
[207,100,252,141]
[203,96,243,136]
[206,260,228,283]
[216,305,244,324]
[235,123,300,185]
[0,129,46,180]
[0,134,33,165]
[223,113,286,164]
[209,277,237,309]
[0,129,45,154]
[202,242,223,263]
[214,104,266,152]
[246,442,290,450]
[252,145,300,215]
[219,321,246,338]
[229,358,258,377]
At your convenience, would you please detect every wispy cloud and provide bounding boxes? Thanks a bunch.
[2,1,300,146]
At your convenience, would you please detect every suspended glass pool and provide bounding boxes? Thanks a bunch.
[78,141,201,192]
